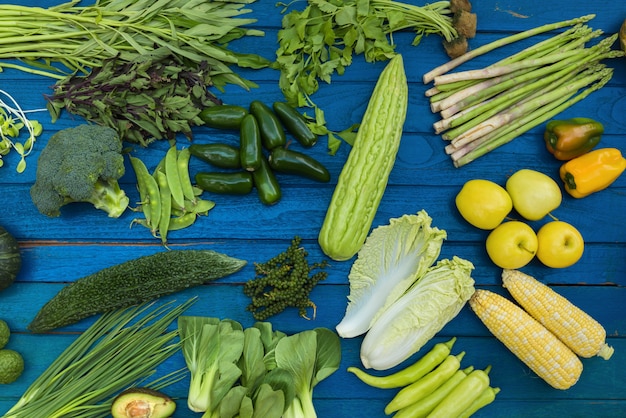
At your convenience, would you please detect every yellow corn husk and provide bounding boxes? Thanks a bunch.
[502,269,614,360]
[469,289,582,390]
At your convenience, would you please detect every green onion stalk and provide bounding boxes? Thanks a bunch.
[0,0,269,89]
[2,299,195,418]
[423,14,624,167]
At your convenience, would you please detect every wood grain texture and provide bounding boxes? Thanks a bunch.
[0,0,624,416]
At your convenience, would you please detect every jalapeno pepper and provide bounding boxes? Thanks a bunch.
[195,171,253,195]
[199,105,248,130]
[559,148,626,198]
[189,143,241,169]
[544,117,603,160]
[268,147,330,183]
[272,101,318,147]
[252,156,281,205]
[249,100,286,150]
[239,114,263,172]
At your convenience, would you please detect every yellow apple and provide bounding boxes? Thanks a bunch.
[536,221,584,268]
[486,221,538,269]
[455,179,513,230]
[505,169,562,221]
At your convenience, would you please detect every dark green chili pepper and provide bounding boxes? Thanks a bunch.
[189,143,241,169]
[199,105,248,130]
[195,171,254,195]
[272,101,318,147]
[249,100,286,150]
[240,114,263,172]
[268,147,330,183]
[252,156,281,205]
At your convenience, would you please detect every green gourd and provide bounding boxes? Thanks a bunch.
[318,54,408,261]
[0,226,21,292]
[28,250,246,333]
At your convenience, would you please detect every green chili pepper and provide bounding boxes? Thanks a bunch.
[189,143,241,169]
[347,337,456,389]
[249,100,286,150]
[240,114,263,172]
[426,365,492,418]
[457,386,501,418]
[269,147,330,183]
[394,366,474,418]
[199,105,248,130]
[384,352,465,415]
[544,117,603,160]
[252,156,282,205]
[273,101,318,147]
[195,171,254,195]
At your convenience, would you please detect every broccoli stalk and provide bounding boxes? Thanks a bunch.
[30,124,129,218]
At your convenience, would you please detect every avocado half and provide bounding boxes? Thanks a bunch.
[111,387,176,418]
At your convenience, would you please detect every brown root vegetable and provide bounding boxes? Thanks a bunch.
[454,10,478,39]
[620,19,626,54]
[444,36,469,58]
[450,0,472,13]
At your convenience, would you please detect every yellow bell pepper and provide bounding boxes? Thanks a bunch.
[559,148,626,198]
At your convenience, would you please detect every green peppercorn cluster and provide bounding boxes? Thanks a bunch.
[244,236,328,320]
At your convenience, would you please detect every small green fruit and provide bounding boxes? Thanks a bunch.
[0,349,24,384]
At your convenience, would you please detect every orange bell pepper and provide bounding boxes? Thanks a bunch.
[559,148,626,198]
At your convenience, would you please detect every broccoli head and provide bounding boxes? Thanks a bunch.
[30,124,129,218]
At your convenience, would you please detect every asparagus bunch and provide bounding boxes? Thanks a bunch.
[423,15,624,167]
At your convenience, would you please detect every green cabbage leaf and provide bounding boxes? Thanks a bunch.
[335,210,447,338]
[360,256,475,370]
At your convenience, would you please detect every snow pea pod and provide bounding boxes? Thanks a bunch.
[347,338,456,389]
[384,352,465,415]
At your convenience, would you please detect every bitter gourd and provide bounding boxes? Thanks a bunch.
[28,250,246,333]
[318,54,408,261]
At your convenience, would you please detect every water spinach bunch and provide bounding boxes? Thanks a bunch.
[423,14,624,167]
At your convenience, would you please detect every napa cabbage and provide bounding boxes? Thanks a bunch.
[335,210,447,338]
[361,256,475,370]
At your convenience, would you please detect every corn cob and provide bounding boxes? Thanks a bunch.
[469,289,582,390]
[502,269,614,360]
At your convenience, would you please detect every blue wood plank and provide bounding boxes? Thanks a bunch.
[0,0,624,416]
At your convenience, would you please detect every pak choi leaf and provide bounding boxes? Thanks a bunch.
[335,210,447,338]
[360,256,475,370]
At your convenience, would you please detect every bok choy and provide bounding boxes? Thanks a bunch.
[361,257,475,370]
[335,211,447,338]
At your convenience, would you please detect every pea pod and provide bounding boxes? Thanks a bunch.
[272,101,317,147]
[195,172,254,195]
[168,212,197,232]
[457,386,501,418]
[199,104,248,130]
[269,147,330,182]
[129,156,160,236]
[249,100,286,150]
[347,338,456,389]
[240,114,263,171]
[384,352,465,415]
[155,170,172,245]
[165,145,185,209]
[189,143,241,169]
[426,365,492,418]
[394,366,474,418]
[252,156,281,205]
[177,147,197,204]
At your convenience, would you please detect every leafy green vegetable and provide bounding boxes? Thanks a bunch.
[335,211,447,339]
[178,316,245,414]
[361,257,475,370]
[273,328,342,418]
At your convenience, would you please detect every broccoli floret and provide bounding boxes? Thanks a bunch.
[30,124,129,218]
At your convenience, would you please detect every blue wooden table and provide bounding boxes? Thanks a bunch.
[0,0,625,417]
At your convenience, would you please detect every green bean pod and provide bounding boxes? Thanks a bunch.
[272,101,317,147]
[199,104,248,129]
[384,352,465,415]
[394,366,473,418]
[269,147,330,182]
[240,114,263,171]
[457,386,501,418]
[347,338,456,389]
[249,100,286,150]
[189,143,241,169]
[252,156,281,205]
[426,366,492,418]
